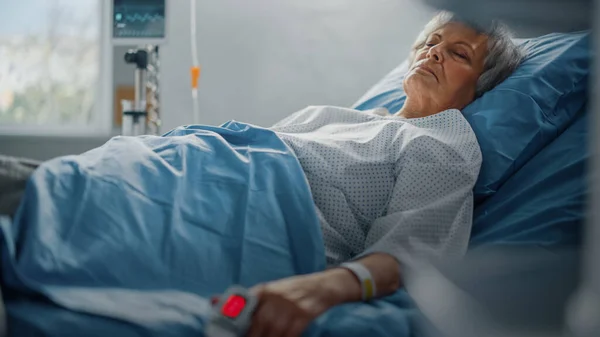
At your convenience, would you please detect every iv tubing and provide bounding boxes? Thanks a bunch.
[190,0,200,124]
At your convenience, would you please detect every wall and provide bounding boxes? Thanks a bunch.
[160,0,433,130]
[0,0,434,160]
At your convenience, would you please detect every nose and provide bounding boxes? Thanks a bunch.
[427,43,444,63]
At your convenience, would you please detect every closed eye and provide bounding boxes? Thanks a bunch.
[453,51,468,60]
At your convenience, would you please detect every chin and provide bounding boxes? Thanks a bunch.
[404,74,434,96]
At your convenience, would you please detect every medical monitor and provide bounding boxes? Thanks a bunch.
[112,0,167,45]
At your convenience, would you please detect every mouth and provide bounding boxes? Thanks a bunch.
[416,65,438,81]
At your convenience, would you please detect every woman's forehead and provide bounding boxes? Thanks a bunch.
[430,23,488,46]
[430,22,489,55]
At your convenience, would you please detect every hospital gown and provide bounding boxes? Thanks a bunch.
[270,106,482,266]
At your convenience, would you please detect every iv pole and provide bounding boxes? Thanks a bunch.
[122,45,161,136]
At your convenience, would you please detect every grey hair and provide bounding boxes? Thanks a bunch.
[408,11,525,97]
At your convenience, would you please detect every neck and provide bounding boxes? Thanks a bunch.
[394,97,442,119]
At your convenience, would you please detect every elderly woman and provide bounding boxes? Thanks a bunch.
[0,11,523,337]
[244,11,524,337]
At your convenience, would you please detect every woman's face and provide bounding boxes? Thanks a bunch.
[404,22,489,111]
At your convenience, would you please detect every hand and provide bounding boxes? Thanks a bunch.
[246,270,355,337]
[246,286,313,337]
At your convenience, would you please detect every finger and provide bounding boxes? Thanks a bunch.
[254,296,290,337]
[247,293,270,337]
[247,314,266,337]
[256,300,280,337]
[286,317,310,337]
[265,314,291,337]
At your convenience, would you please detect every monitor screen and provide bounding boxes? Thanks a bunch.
[113,0,166,39]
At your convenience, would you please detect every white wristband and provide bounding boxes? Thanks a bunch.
[340,262,376,301]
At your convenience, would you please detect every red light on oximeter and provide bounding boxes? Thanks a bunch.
[221,295,247,318]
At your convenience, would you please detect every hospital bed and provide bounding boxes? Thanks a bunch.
[352,30,590,336]
[0,30,591,337]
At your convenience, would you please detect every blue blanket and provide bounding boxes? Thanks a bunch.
[1,122,414,336]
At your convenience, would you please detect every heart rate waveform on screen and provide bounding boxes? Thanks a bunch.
[113,0,166,39]
[122,13,163,23]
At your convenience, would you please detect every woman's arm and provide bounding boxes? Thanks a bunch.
[321,252,402,305]
[246,253,401,337]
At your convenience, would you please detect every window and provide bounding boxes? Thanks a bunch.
[0,0,109,135]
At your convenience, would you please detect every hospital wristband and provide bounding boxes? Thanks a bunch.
[339,262,376,301]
